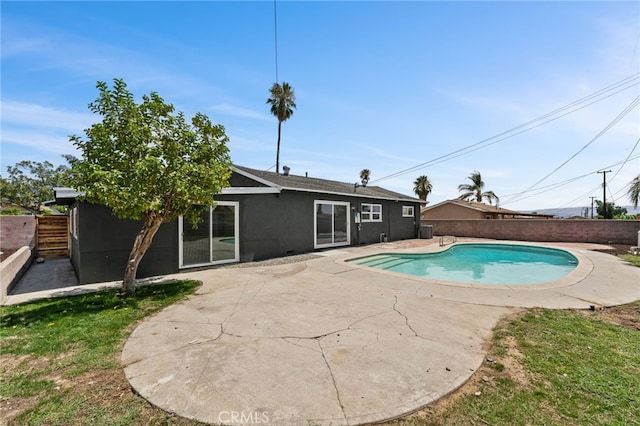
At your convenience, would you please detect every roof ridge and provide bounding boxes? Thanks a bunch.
[234,165,419,202]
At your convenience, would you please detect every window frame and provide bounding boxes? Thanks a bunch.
[178,201,240,269]
[361,203,383,222]
[313,200,351,249]
[70,206,78,239]
[402,205,414,218]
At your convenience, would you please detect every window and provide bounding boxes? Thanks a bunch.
[70,206,78,239]
[361,203,382,222]
[314,201,350,248]
[179,202,239,268]
[402,206,414,217]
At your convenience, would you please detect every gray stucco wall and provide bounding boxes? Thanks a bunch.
[216,191,419,261]
[71,194,420,284]
[73,202,178,284]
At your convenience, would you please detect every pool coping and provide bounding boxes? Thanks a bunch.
[337,240,594,291]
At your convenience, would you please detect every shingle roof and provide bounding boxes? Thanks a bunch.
[234,165,420,203]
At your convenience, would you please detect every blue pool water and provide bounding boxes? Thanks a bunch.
[349,243,578,285]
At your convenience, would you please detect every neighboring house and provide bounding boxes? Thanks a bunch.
[56,165,421,284]
[421,199,556,220]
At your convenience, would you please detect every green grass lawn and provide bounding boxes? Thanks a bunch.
[619,254,640,267]
[388,302,640,426]
[1,278,638,425]
[0,280,205,425]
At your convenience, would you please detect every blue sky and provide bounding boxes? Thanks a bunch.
[2,1,639,212]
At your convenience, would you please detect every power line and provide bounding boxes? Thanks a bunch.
[610,179,637,205]
[502,96,640,205]
[609,138,640,203]
[560,186,600,208]
[499,153,640,205]
[607,136,640,199]
[370,73,640,184]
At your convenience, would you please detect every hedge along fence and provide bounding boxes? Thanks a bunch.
[421,219,640,246]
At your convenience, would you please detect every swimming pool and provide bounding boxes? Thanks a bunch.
[348,243,579,285]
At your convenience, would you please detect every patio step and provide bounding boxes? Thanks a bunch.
[375,257,413,270]
[356,255,393,267]
[358,255,412,270]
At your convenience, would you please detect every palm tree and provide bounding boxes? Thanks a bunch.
[359,169,371,187]
[267,82,296,174]
[628,174,640,208]
[413,175,432,207]
[457,170,499,205]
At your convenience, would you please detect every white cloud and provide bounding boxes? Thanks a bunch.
[1,101,93,132]
[1,128,78,156]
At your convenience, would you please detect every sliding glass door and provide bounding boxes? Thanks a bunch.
[314,201,350,249]
[179,202,239,268]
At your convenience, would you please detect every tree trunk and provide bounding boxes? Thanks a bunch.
[276,121,282,174]
[122,212,164,296]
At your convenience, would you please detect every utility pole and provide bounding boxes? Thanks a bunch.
[589,196,596,219]
[597,170,611,218]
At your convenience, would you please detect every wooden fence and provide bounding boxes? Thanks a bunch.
[36,215,69,258]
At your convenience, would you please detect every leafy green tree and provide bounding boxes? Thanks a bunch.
[413,175,432,207]
[70,79,232,296]
[595,200,627,219]
[266,82,296,174]
[359,169,371,187]
[628,174,640,208]
[457,171,499,205]
[0,158,73,212]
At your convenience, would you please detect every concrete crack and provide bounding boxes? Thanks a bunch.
[393,295,418,337]
[124,323,224,368]
[221,275,267,329]
[220,309,391,341]
[282,337,322,353]
[183,349,215,414]
[316,339,349,425]
[346,310,392,330]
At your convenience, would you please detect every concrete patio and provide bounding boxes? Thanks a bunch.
[121,240,640,425]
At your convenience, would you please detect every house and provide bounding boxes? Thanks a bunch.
[57,165,422,284]
[421,199,556,220]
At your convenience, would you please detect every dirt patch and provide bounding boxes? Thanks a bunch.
[0,395,40,425]
[592,244,636,256]
[0,351,198,425]
[578,303,640,331]
[0,354,51,424]
[498,335,532,387]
